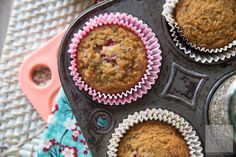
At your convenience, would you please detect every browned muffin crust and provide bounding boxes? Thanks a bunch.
[117,121,190,157]
[77,25,147,94]
[175,0,236,49]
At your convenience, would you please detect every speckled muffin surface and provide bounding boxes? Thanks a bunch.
[175,0,236,49]
[117,121,189,157]
[77,25,147,94]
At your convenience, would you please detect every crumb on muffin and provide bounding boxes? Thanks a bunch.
[175,0,236,49]
[117,121,190,157]
[77,25,147,94]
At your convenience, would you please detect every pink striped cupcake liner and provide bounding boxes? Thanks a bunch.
[68,12,162,105]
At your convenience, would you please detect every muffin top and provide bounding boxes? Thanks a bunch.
[175,0,236,49]
[117,121,189,157]
[77,25,147,94]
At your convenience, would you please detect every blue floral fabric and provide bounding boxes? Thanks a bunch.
[37,88,92,157]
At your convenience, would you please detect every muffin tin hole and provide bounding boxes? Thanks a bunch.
[96,115,109,128]
[90,109,114,134]
[31,65,52,87]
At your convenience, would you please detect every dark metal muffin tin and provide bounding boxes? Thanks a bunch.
[58,0,236,156]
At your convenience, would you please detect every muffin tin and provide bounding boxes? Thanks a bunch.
[58,0,236,156]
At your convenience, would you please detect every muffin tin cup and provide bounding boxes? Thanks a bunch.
[68,12,162,105]
[162,0,236,54]
[107,108,204,157]
[226,80,236,141]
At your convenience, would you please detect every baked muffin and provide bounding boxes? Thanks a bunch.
[77,25,147,94]
[175,0,236,49]
[117,121,189,157]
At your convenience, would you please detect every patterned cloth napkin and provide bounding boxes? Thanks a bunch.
[37,88,92,157]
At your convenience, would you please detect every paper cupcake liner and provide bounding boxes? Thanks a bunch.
[107,108,204,157]
[171,26,236,63]
[162,0,236,54]
[68,12,162,105]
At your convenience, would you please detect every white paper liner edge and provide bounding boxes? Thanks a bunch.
[171,25,236,64]
[107,108,204,157]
